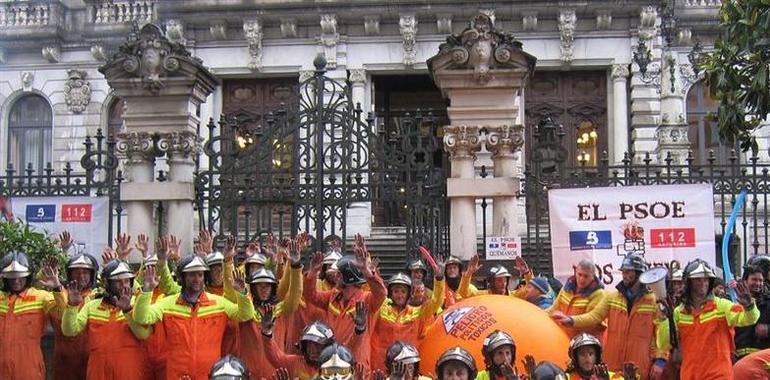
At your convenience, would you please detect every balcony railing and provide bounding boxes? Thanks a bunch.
[684,0,720,7]
[0,3,53,27]
[89,1,155,24]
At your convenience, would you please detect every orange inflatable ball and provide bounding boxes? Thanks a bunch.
[419,295,570,377]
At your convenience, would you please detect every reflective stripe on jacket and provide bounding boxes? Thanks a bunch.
[657,296,760,380]
[603,289,660,378]
[546,280,607,338]
[0,287,56,380]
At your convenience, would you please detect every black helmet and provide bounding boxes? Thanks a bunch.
[746,255,770,277]
[568,333,602,364]
[336,255,365,286]
[385,341,421,375]
[0,251,31,279]
[209,354,251,380]
[619,254,647,273]
[67,253,99,288]
[482,330,516,369]
[530,361,567,380]
[298,320,335,355]
[318,343,355,380]
[436,347,477,380]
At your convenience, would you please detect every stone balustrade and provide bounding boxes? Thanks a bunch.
[0,2,52,27]
[684,0,720,7]
[90,1,155,24]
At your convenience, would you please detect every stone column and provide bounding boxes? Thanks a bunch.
[347,68,372,237]
[655,50,690,164]
[99,23,219,259]
[611,64,630,163]
[428,12,536,259]
[444,126,482,259]
[486,125,525,237]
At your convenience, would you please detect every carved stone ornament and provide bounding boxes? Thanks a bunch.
[611,64,630,80]
[485,125,525,158]
[64,70,91,114]
[558,10,576,65]
[210,21,227,40]
[639,6,658,41]
[21,72,34,90]
[656,125,689,145]
[243,19,263,71]
[91,44,108,61]
[443,125,482,160]
[596,10,612,30]
[116,131,157,161]
[349,68,366,84]
[99,23,203,94]
[299,70,315,83]
[364,15,380,36]
[429,12,536,85]
[281,18,298,38]
[42,45,61,63]
[165,19,186,45]
[522,12,538,32]
[399,14,418,67]
[437,14,452,34]
[319,14,339,68]
[157,130,201,158]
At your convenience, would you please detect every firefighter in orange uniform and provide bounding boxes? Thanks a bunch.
[371,264,445,372]
[261,316,337,380]
[656,259,759,380]
[565,333,637,380]
[134,254,255,380]
[61,259,152,379]
[0,251,56,380]
[302,234,387,365]
[600,254,663,379]
[548,259,608,338]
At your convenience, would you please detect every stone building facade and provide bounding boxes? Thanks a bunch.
[2,0,765,258]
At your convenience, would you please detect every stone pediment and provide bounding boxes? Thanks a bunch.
[99,22,218,94]
[427,12,536,86]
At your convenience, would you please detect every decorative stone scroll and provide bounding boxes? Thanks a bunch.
[485,125,525,159]
[443,126,482,160]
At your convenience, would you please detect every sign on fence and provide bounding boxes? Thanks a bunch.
[485,236,522,260]
[548,184,716,286]
[6,196,109,259]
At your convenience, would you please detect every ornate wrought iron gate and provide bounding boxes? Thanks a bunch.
[197,59,448,253]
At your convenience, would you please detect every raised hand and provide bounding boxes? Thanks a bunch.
[522,355,537,376]
[58,231,73,253]
[272,368,290,380]
[224,235,237,261]
[354,301,367,333]
[434,254,447,280]
[309,251,324,274]
[288,237,302,265]
[549,311,573,326]
[262,233,277,258]
[467,254,481,275]
[142,265,159,292]
[114,233,133,260]
[514,256,530,276]
[295,231,311,252]
[594,363,610,380]
[736,279,754,307]
[155,236,169,263]
[355,363,369,380]
[135,233,150,258]
[231,269,246,293]
[622,362,638,380]
[499,363,518,380]
[260,304,275,336]
[198,230,214,254]
[246,241,261,257]
[66,281,83,306]
[353,234,373,278]
[40,257,62,290]
[167,235,181,262]
[371,370,386,380]
[111,286,133,313]
[101,246,119,265]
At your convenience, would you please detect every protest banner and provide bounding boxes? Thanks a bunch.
[548,184,716,285]
[6,196,109,259]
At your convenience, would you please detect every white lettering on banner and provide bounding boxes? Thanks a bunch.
[548,184,716,286]
[8,196,109,260]
[485,236,522,260]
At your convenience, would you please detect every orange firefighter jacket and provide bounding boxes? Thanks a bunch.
[733,348,770,379]
[371,279,445,372]
[49,287,93,380]
[0,287,56,380]
[61,296,152,380]
[458,271,533,299]
[133,288,255,380]
[602,288,662,378]
[546,277,608,338]
[567,371,624,380]
[657,296,760,380]
[302,269,387,346]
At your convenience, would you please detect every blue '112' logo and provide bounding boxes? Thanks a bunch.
[569,230,612,250]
